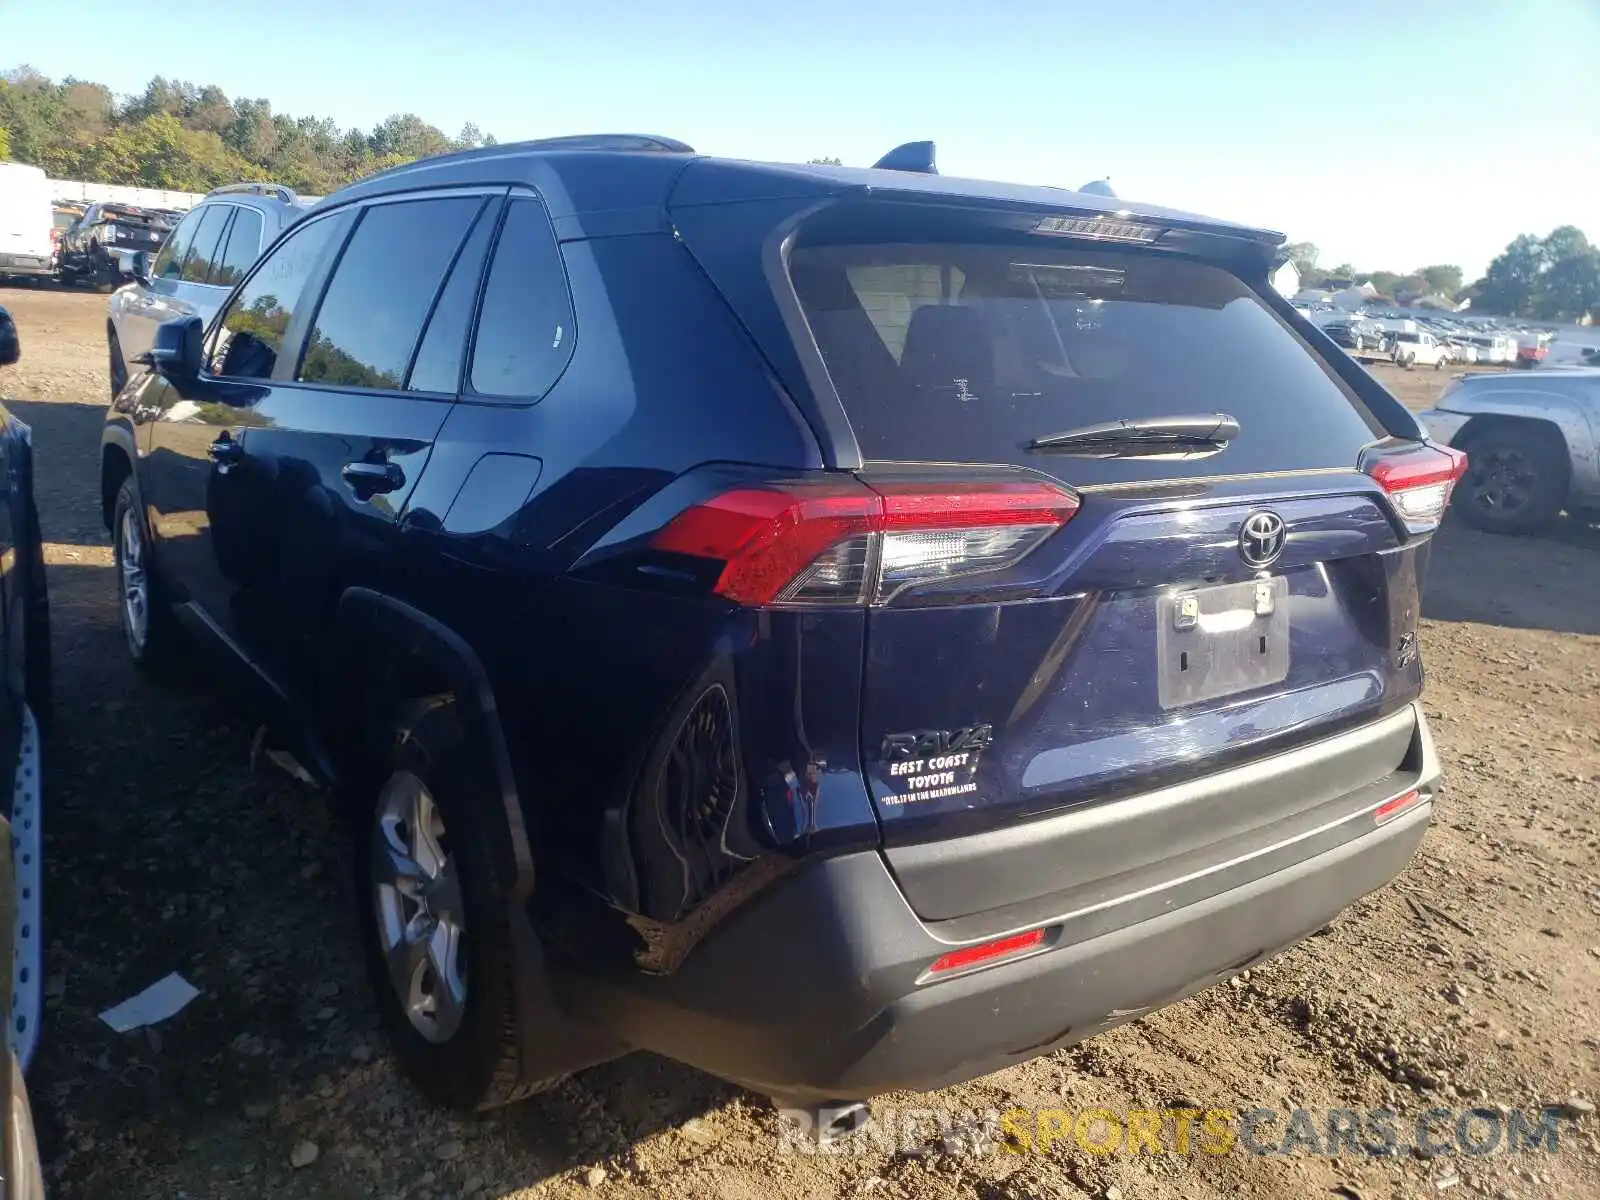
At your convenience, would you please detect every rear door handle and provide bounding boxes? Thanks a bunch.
[341,460,405,494]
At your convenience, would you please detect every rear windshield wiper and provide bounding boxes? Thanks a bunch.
[1028,413,1241,458]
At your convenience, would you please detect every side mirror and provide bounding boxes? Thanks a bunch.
[0,306,18,367]
[137,315,204,383]
[129,249,153,285]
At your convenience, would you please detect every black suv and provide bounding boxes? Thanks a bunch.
[101,136,1456,1120]
[54,203,173,292]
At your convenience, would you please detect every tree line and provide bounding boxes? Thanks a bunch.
[0,66,495,195]
[1282,226,1597,322]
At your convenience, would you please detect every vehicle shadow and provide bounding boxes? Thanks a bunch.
[33,555,739,1197]
[1423,514,1600,637]
[4,399,115,547]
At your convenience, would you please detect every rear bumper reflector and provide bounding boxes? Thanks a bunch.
[1373,787,1424,825]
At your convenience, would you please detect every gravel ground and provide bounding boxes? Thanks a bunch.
[2,282,1597,1200]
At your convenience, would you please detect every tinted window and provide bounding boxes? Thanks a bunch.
[180,205,230,283]
[212,206,264,287]
[210,215,343,380]
[469,198,575,401]
[297,197,482,391]
[152,207,202,279]
[406,202,497,393]
[790,241,1383,485]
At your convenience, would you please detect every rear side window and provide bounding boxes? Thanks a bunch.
[297,196,482,391]
[468,198,575,402]
[407,201,497,393]
[212,206,264,287]
[209,215,343,380]
[152,207,201,279]
[790,242,1383,484]
[180,205,229,283]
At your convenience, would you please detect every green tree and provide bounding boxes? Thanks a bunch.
[1471,234,1546,317]
[1281,241,1319,276]
[1419,264,1463,297]
[806,156,842,165]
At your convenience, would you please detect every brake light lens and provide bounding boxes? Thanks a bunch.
[650,478,1079,606]
[1363,443,1468,531]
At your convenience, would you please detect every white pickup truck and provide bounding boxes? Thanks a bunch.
[1390,329,1451,369]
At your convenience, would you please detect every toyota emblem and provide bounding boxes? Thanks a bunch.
[1238,511,1287,568]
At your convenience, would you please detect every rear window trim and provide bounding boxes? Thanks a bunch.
[786,236,1389,482]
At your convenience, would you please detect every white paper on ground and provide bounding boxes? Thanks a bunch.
[98,972,201,1033]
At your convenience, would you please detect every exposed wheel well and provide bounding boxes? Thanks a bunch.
[100,445,132,531]
[1453,415,1572,492]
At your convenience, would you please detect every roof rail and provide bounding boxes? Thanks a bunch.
[516,134,695,154]
[205,181,299,202]
[872,141,938,174]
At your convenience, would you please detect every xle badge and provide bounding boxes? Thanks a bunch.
[879,726,992,807]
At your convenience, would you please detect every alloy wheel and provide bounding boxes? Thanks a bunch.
[117,505,149,656]
[1465,447,1536,518]
[372,770,468,1043]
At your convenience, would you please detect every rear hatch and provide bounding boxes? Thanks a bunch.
[99,206,170,250]
[782,233,1445,832]
[667,176,1461,920]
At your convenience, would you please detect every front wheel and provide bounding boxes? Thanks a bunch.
[354,699,559,1110]
[112,478,182,670]
[108,326,128,398]
[1454,427,1567,535]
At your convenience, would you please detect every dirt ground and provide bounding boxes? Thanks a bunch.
[2,282,1597,1200]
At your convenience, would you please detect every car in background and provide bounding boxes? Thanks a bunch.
[1417,367,1600,533]
[1514,332,1550,369]
[1390,329,1451,369]
[1322,318,1390,354]
[103,135,1452,1120]
[1468,333,1513,364]
[106,182,313,397]
[0,163,56,283]
[55,203,175,292]
[0,303,53,1200]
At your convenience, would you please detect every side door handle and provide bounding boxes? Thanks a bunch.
[341,460,405,495]
[208,433,244,469]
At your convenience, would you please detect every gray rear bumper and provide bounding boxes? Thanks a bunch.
[565,704,1439,1103]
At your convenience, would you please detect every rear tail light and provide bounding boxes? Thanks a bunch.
[924,927,1048,979]
[650,478,1079,607]
[1362,442,1468,532]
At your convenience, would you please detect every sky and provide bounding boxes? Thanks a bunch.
[3,0,1597,281]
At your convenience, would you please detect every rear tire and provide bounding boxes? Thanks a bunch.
[353,697,559,1111]
[112,478,183,671]
[1454,426,1567,535]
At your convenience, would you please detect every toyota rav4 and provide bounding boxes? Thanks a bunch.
[99,135,1458,1120]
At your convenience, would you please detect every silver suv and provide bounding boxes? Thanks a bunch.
[1417,367,1600,533]
[106,183,314,397]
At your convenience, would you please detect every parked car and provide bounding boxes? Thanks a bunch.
[1416,367,1600,533]
[54,202,174,292]
[102,136,1455,1122]
[1514,333,1550,369]
[1390,329,1451,369]
[106,183,312,398]
[1322,318,1390,354]
[0,304,52,1200]
[0,163,56,283]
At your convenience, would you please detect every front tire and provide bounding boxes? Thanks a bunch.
[354,698,557,1110]
[1454,426,1568,535]
[112,478,182,670]
[108,326,128,399]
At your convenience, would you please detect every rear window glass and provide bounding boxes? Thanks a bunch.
[790,243,1383,484]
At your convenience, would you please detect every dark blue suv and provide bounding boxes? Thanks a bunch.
[100,135,1459,1119]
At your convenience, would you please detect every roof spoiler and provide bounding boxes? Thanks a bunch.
[206,181,299,203]
[872,141,938,175]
